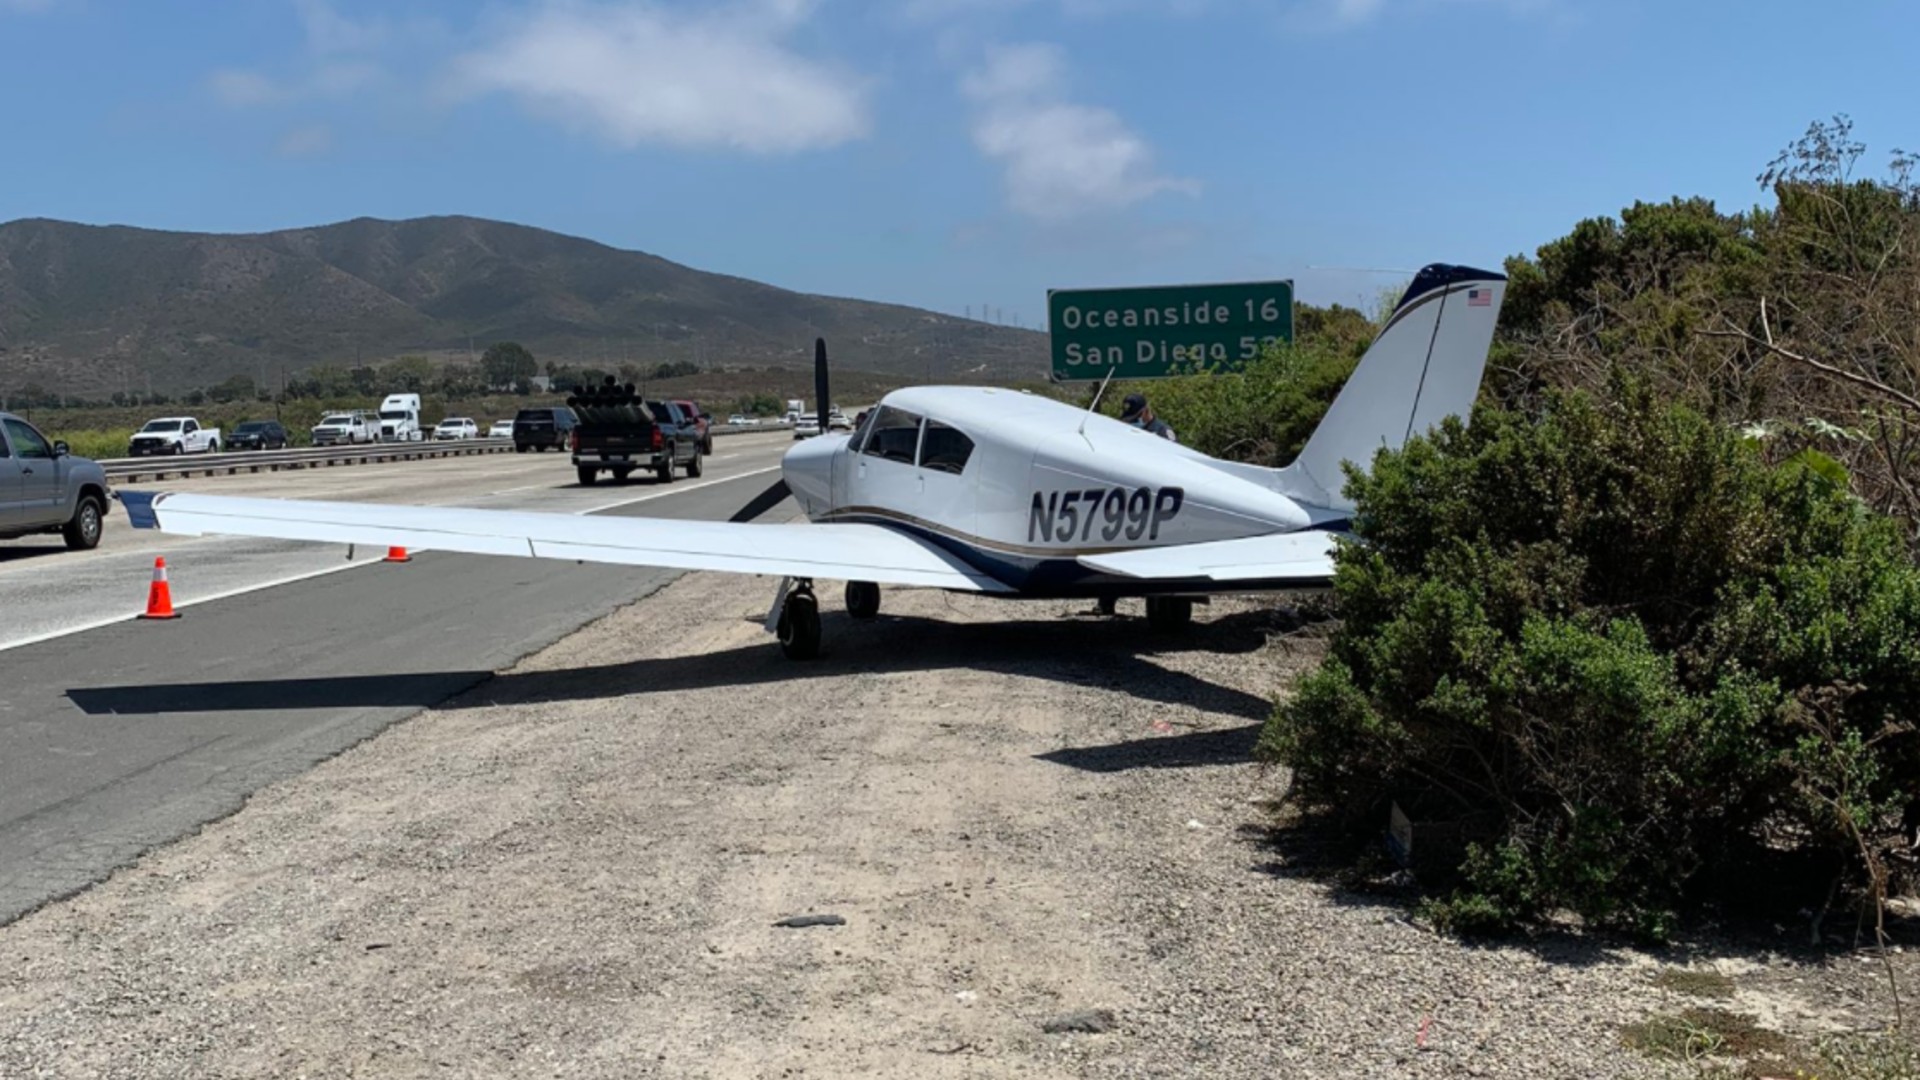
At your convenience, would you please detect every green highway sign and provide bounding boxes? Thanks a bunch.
[1047,279,1294,382]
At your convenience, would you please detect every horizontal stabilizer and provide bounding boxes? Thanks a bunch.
[1076,529,1343,587]
[121,491,1013,592]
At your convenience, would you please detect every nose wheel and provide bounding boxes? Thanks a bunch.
[845,580,881,620]
[777,580,822,659]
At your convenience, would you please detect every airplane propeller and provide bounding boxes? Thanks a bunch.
[731,477,793,523]
[814,337,830,430]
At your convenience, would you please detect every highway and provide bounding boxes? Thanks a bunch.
[0,431,797,925]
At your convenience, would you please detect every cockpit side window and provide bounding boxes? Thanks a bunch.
[849,406,878,453]
[918,420,974,475]
[861,405,922,464]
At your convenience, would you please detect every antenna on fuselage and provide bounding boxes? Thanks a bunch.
[1078,366,1117,439]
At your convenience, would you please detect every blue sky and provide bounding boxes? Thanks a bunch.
[1,0,1915,327]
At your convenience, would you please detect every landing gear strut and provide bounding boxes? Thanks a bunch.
[776,579,822,659]
[845,580,881,620]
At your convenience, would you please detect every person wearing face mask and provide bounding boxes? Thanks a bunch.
[1118,393,1176,442]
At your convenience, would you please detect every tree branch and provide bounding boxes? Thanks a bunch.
[1700,318,1920,416]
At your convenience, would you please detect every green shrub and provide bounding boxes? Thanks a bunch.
[1112,340,1360,466]
[38,428,131,460]
[1259,374,1920,933]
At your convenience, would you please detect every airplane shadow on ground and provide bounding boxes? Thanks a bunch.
[65,608,1297,761]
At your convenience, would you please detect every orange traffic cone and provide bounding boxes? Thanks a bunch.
[383,546,411,563]
[139,557,180,620]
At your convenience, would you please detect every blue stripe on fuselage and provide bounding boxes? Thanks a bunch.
[825,512,1350,598]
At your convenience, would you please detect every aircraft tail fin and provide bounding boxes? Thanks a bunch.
[1275,263,1506,513]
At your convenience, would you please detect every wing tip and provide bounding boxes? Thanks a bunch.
[121,490,164,529]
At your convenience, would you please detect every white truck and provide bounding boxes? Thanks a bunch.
[376,393,425,442]
[785,399,805,423]
[310,411,378,446]
[127,416,221,456]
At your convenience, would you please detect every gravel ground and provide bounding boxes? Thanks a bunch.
[0,563,1911,1078]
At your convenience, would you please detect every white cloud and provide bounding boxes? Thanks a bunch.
[1288,0,1564,29]
[903,0,1217,20]
[206,1,393,108]
[962,42,1196,220]
[294,0,391,53]
[207,60,377,108]
[209,69,284,107]
[444,0,869,154]
[276,124,334,158]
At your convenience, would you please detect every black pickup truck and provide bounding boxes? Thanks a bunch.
[566,380,704,486]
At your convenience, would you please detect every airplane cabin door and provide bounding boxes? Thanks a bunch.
[847,405,925,525]
[913,418,977,540]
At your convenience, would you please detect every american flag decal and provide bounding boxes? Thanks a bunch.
[1467,287,1491,307]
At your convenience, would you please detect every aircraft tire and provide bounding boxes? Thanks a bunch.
[577,466,598,486]
[778,593,821,659]
[1145,596,1193,633]
[845,580,880,619]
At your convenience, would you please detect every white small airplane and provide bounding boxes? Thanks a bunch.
[123,263,1506,659]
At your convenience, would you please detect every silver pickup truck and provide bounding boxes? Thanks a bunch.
[0,411,112,550]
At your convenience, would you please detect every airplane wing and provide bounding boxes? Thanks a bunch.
[120,491,1014,593]
[1075,530,1344,588]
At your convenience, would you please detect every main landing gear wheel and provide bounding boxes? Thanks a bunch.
[845,580,880,619]
[1145,596,1193,633]
[778,583,822,659]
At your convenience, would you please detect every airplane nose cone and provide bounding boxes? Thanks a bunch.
[782,434,837,516]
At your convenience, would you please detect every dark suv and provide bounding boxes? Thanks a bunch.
[512,406,578,452]
[228,419,289,451]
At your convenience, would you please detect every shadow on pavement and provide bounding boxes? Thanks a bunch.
[0,540,71,563]
[66,607,1287,726]
[1034,722,1264,773]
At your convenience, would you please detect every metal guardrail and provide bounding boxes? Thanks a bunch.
[100,423,793,484]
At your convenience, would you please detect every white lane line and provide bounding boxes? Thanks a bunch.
[0,462,787,655]
[577,464,779,515]
[0,560,378,654]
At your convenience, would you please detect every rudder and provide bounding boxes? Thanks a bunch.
[1276,263,1506,513]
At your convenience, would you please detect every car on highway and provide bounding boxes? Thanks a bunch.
[793,413,821,439]
[511,406,577,452]
[671,399,714,454]
[727,413,760,426]
[487,419,514,439]
[228,420,289,451]
[128,416,221,456]
[1,411,111,550]
[827,410,852,432]
[433,418,479,440]
[311,412,376,446]
[568,384,702,485]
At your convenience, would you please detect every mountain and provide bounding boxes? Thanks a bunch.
[0,215,1048,396]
